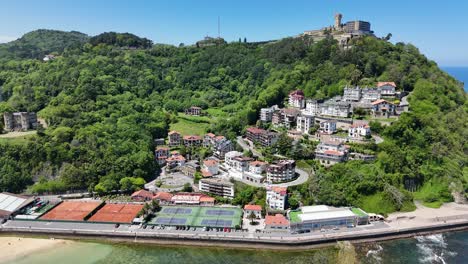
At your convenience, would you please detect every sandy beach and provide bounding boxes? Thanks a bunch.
[0,236,72,263]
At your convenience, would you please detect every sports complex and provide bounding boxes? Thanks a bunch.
[149,206,242,228]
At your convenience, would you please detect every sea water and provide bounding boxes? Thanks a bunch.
[442,66,468,91]
[8,231,468,264]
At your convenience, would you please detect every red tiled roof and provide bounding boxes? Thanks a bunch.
[200,196,215,202]
[250,160,267,166]
[183,135,202,141]
[201,169,213,178]
[244,204,262,211]
[269,186,287,195]
[166,155,186,162]
[206,133,216,138]
[215,135,225,141]
[371,99,387,105]
[246,127,266,134]
[168,131,180,135]
[377,82,396,88]
[153,192,173,201]
[203,159,218,166]
[289,90,304,96]
[156,146,169,151]
[324,150,344,156]
[265,214,289,226]
[131,189,153,199]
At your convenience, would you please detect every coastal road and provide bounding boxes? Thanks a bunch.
[236,137,263,158]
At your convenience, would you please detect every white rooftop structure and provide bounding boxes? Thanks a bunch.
[299,207,356,222]
[0,192,33,218]
[300,205,329,213]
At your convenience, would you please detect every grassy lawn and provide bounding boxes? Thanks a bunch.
[205,107,229,118]
[358,192,416,216]
[0,131,36,145]
[289,210,301,223]
[170,117,211,136]
[413,180,452,208]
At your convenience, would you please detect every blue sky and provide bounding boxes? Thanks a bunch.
[0,0,467,66]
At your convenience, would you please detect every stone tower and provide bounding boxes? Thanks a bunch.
[334,13,343,30]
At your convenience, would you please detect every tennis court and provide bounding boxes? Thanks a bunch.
[40,201,103,221]
[88,203,144,224]
[148,206,242,228]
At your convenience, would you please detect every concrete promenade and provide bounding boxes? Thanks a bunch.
[2,215,468,249]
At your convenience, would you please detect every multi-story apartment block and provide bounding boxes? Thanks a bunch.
[224,151,244,168]
[303,99,322,116]
[266,186,288,210]
[371,99,396,117]
[168,131,182,147]
[260,105,279,122]
[377,82,396,97]
[3,112,38,132]
[319,100,351,118]
[343,86,362,102]
[155,146,170,166]
[296,113,314,134]
[348,122,371,139]
[199,178,234,198]
[315,140,349,167]
[245,127,279,147]
[361,88,381,102]
[319,121,337,134]
[288,90,305,108]
[183,135,203,147]
[249,160,268,175]
[266,160,296,183]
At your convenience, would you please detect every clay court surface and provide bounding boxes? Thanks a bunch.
[40,201,103,221]
[88,203,144,224]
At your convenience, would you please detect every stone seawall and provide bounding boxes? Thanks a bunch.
[2,220,468,250]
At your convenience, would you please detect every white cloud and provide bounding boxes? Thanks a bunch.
[0,35,17,43]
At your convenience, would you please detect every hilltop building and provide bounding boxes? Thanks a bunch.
[266,160,296,183]
[348,122,371,139]
[288,90,305,108]
[3,112,38,132]
[185,106,202,116]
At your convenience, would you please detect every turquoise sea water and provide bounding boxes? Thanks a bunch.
[8,231,468,264]
[442,66,468,91]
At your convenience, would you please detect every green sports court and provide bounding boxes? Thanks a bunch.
[148,206,242,228]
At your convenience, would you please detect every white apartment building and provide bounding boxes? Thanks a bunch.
[266,186,288,211]
[296,113,314,134]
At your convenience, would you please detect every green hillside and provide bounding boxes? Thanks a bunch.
[0,29,89,59]
[0,32,466,213]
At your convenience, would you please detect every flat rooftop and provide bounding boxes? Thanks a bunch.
[40,201,102,221]
[88,203,144,224]
[299,209,356,222]
[0,193,31,214]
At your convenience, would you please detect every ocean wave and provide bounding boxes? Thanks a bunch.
[415,234,457,263]
[365,244,383,263]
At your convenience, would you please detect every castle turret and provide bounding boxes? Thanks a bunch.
[334,13,343,30]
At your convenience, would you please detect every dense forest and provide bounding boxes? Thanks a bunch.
[0,30,466,214]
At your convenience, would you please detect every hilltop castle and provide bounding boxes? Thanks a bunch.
[303,13,374,45]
